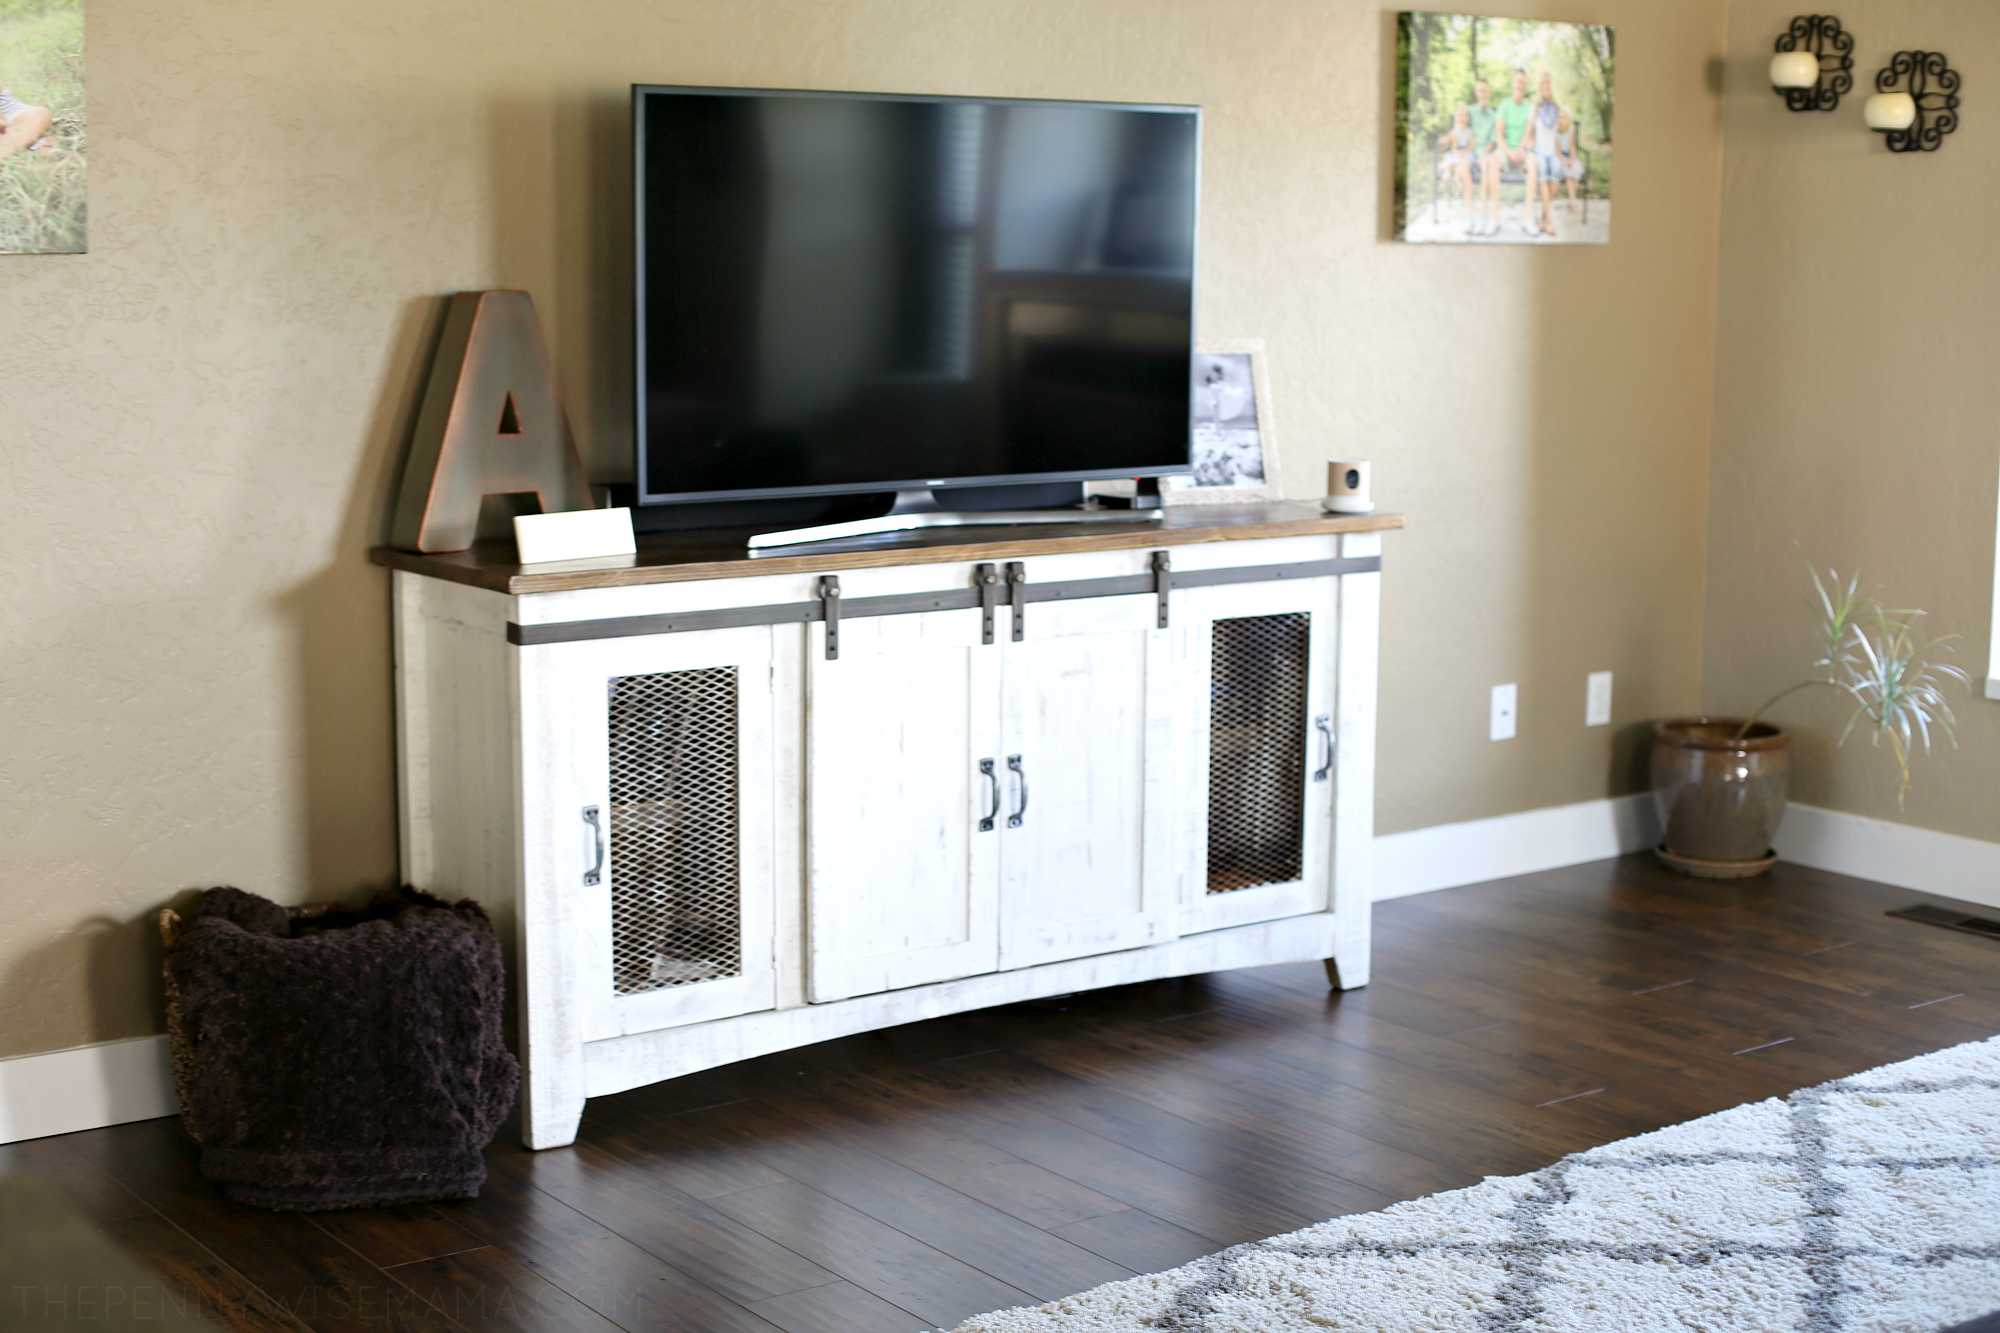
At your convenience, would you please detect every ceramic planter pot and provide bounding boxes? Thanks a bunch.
[1650,717,1790,878]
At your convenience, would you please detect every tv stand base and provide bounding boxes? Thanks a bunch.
[746,488,1158,551]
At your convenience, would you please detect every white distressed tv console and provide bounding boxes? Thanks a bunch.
[378,504,1399,1148]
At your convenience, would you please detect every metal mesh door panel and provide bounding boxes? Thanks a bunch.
[1207,614,1309,894]
[608,667,742,994]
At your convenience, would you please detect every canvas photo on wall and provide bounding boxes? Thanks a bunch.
[0,0,83,255]
[1395,11,1612,245]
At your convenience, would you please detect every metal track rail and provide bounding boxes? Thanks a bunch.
[507,554,1382,648]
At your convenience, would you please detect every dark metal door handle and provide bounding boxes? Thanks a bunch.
[979,758,1000,831]
[1313,716,1335,783]
[583,805,605,884]
[1007,754,1028,828]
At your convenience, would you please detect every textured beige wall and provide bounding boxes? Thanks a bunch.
[1706,1,1999,835]
[0,0,1725,1059]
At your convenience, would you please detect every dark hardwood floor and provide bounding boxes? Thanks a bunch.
[9,854,2000,1332]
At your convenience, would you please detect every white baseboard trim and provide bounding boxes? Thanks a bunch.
[1373,793,1658,900]
[1775,802,2000,912]
[1373,793,2000,913]
[0,1034,177,1145]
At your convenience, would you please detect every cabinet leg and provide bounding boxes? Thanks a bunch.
[520,1091,587,1150]
[1324,956,1369,991]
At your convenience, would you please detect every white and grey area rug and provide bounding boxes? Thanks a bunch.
[947,1036,2000,1333]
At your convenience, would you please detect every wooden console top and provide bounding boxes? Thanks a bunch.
[371,504,1403,595]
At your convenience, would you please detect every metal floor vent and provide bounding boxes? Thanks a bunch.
[1889,903,2000,942]
[608,667,742,994]
[1207,613,1310,894]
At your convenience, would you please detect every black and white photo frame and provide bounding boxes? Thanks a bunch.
[1165,338,1284,506]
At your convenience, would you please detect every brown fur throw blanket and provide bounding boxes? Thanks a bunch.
[165,886,518,1211]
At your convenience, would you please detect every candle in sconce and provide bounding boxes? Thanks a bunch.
[1770,51,1820,89]
[1865,91,1917,130]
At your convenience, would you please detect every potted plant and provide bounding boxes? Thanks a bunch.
[1652,570,1967,878]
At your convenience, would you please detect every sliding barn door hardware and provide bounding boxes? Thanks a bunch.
[1006,563,1028,642]
[508,551,1383,646]
[819,576,841,660]
[976,563,1001,645]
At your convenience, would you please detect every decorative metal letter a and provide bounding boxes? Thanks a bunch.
[390,291,594,553]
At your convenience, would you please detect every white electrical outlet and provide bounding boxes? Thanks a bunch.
[1586,671,1613,727]
[1490,683,1518,741]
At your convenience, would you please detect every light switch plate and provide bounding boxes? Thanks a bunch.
[1586,671,1613,727]
[1490,683,1518,741]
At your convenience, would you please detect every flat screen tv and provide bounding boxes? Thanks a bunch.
[633,84,1200,542]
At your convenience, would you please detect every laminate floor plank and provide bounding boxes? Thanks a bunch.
[1374,922,2000,1068]
[1647,962,2000,1051]
[1489,907,2000,1019]
[637,1097,1136,1300]
[1709,935,2000,1008]
[828,1045,1326,1242]
[1436,1009,1795,1110]
[1046,1207,1224,1273]
[1380,882,1629,943]
[1242,965,1507,1036]
[99,1214,314,1333]
[2,1134,156,1224]
[1728,910,2000,997]
[1372,915,1729,990]
[309,1204,489,1270]
[1622,864,1990,955]
[1370,956,1808,1062]
[1162,1001,1725,1131]
[441,1148,786,1333]
[38,852,2000,1333]
[988,1056,1405,1219]
[1000,1019,1500,1166]
[742,1281,934,1333]
[65,1120,465,1333]
[381,1245,630,1333]
[762,1101,1135,1230]
[1003,1011,1608,1174]
[703,1180,1034,1327]
[956,1040,1443,1211]
[564,1097,794,1201]
[498,1144,838,1306]
[951,1108,1323,1246]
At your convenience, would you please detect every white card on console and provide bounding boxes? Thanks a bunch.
[514,507,637,565]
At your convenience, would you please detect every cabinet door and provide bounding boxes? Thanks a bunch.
[807,608,1001,1002]
[998,594,1179,970]
[1180,578,1339,934]
[529,627,780,1044]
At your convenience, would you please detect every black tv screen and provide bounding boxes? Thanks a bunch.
[634,86,1199,505]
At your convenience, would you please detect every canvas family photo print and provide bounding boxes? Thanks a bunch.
[0,0,83,255]
[1396,11,1612,245]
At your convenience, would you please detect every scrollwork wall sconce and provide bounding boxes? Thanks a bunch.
[1770,15,1854,111]
[1865,51,1960,152]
